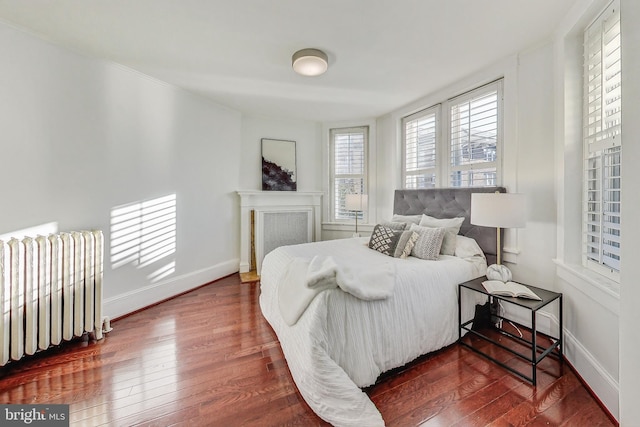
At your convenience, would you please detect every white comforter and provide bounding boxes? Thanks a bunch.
[278,252,396,325]
[259,237,486,426]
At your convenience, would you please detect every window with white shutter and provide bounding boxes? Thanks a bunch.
[448,81,502,187]
[330,127,368,222]
[401,80,503,190]
[402,106,439,188]
[583,0,621,279]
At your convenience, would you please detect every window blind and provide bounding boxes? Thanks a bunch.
[402,106,438,188]
[400,80,502,189]
[583,0,621,276]
[330,127,368,221]
[449,82,501,187]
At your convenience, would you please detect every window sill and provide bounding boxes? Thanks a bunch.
[322,222,374,232]
[553,259,620,314]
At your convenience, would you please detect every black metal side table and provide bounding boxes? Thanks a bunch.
[458,276,563,385]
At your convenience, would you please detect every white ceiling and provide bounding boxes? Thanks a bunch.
[0,0,578,122]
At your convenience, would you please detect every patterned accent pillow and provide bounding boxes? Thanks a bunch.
[418,215,465,256]
[409,224,446,260]
[368,224,418,258]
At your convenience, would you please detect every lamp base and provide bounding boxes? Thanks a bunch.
[352,232,361,238]
[485,263,513,282]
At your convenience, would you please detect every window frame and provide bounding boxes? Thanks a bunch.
[582,0,621,281]
[329,126,369,223]
[402,105,440,188]
[446,81,503,187]
[401,79,503,189]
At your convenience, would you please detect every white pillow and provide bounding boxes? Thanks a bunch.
[391,214,422,225]
[418,214,464,255]
[454,235,485,259]
[419,214,465,233]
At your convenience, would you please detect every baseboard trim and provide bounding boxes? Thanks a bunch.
[502,306,619,421]
[563,327,619,420]
[104,259,239,319]
[563,356,620,425]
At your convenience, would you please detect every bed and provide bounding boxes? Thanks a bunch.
[259,187,505,426]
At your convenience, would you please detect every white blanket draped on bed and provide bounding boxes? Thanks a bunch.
[260,237,486,427]
[278,253,395,325]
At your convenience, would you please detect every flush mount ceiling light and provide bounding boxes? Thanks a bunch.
[292,48,328,76]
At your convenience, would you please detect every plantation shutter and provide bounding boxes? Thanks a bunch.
[448,81,502,187]
[583,0,621,275]
[402,106,439,188]
[330,127,368,221]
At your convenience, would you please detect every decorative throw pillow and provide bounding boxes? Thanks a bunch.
[419,214,465,256]
[395,229,419,258]
[368,224,418,259]
[408,224,446,260]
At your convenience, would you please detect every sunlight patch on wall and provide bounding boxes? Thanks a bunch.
[110,194,176,282]
[147,261,176,283]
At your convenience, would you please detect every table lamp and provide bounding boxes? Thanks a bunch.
[471,192,526,276]
[345,193,368,237]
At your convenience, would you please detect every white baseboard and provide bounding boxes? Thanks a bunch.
[563,328,619,420]
[502,306,619,421]
[104,258,239,319]
[239,261,251,273]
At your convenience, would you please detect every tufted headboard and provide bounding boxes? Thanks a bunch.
[393,187,506,265]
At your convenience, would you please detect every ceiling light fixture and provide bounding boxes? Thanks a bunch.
[292,48,328,76]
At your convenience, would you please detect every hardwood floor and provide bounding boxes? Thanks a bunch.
[0,274,615,426]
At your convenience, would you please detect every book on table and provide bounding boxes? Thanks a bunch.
[481,280,542,301]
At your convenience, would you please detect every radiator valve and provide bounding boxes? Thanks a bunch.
[102,316,113,333]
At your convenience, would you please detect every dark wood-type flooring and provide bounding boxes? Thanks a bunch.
[0,274,616,426]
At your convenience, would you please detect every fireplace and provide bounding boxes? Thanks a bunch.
[237,191,323,274]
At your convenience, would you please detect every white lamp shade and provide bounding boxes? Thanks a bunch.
[345,194,368,211]
[292,48,328,76]
[471,193,526,228]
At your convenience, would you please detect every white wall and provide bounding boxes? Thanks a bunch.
[0,21,242,319]
[507,44,557,289]
[619,0,640,423]
[239,115,323,192]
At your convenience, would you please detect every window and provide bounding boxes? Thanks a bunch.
[403,106,439,188]
[401,80,502,189]
[448,82,502,187]
[330,126,368,222]
[583,0,621,278]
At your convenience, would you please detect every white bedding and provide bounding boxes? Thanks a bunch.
[259,237,487,426]
[279,252,396,325]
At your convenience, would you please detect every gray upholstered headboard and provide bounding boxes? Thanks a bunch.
[393,187,506,265]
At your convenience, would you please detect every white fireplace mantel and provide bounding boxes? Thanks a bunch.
[237,191,323,273]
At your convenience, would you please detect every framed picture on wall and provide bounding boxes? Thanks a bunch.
[261,138,297,191]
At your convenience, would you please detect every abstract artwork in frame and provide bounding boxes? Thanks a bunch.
[261,138,297,191]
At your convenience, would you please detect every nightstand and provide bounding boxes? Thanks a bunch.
[458,277,563,385]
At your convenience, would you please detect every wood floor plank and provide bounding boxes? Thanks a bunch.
[0,274,615,426]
